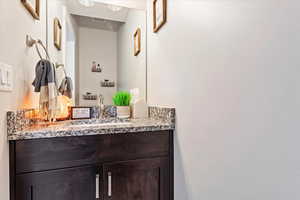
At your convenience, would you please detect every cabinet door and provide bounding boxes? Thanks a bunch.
[102,157,170,200]
[16,166,100,200]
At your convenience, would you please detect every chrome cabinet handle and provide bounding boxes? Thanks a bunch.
[96,174,100,199]
[108,172,112,197]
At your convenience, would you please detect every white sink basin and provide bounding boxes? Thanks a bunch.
[69,122,132,128]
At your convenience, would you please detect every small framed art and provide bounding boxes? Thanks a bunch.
[71,107,92,120]
[21,0,40,20]
[54,18,62,51]
[153,0,167,33]
[134,28,141,56]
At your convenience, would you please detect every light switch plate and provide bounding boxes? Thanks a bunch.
[0,62,13,92]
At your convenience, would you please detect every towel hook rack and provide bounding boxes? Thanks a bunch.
[26,35,50,60]
[26,35,36,47]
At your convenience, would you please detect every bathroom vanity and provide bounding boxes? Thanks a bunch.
[8,107,175,200]
[7,0,169,199]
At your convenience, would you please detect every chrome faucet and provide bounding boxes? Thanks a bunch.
[99,94,105,118]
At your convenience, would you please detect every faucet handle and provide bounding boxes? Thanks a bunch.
[99,94,104,104]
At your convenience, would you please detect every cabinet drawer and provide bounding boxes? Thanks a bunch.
[14,131,170,174]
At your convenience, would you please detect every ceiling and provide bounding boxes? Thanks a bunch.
[93,0,146,10]
[73,15,124,32]
[64,0,146,23]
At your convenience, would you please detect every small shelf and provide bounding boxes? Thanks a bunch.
[82,94,97,100]
[101,81,115,88]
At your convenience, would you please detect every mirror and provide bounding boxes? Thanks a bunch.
[47,0,147,106]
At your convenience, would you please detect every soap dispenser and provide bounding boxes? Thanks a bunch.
[130,88,148,119]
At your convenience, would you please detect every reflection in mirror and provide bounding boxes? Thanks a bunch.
[47,0,147,107]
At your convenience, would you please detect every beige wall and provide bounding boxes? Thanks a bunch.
[147,0,300,199]
[0,0,47,199]
[117,9,147,99]
[78,27,117,106]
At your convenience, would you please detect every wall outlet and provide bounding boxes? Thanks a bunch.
[0,62,13,92]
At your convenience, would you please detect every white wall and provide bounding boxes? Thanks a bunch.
[65,41,76,102]
[65,9,79,105]
[147,0,300,200]
[0,0,47,199]
[47,0,78,104]
[47,0,65,64]
[79,27,117,106]
[117,9,146,99]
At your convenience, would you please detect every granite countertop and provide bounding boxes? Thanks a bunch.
[7,106,175,141]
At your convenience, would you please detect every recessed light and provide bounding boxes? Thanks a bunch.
[107,4,123,12]
[78,0,95,7]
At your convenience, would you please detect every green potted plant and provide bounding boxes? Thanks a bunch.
[113,91,132,118]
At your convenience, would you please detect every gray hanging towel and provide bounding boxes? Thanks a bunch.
[32,59,57,92]
[32,59,58,120]
[59,76,73,99]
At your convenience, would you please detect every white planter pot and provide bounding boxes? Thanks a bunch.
[116,106,130,119]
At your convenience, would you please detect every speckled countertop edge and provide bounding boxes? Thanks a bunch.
[7,106,175,141]
[7,119,175,140]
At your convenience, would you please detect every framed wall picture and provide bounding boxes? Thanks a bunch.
[71,107,92,120]
[134,28,141,56]
[153,0,167,33]
[21,0,40,20]
[54,18,62,51]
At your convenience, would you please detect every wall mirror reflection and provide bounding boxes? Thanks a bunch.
[47,0,147,108]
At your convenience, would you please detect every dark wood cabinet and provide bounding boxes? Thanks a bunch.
[102,158,170,200]
[10,131,174,200]
[16,166,98,200]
